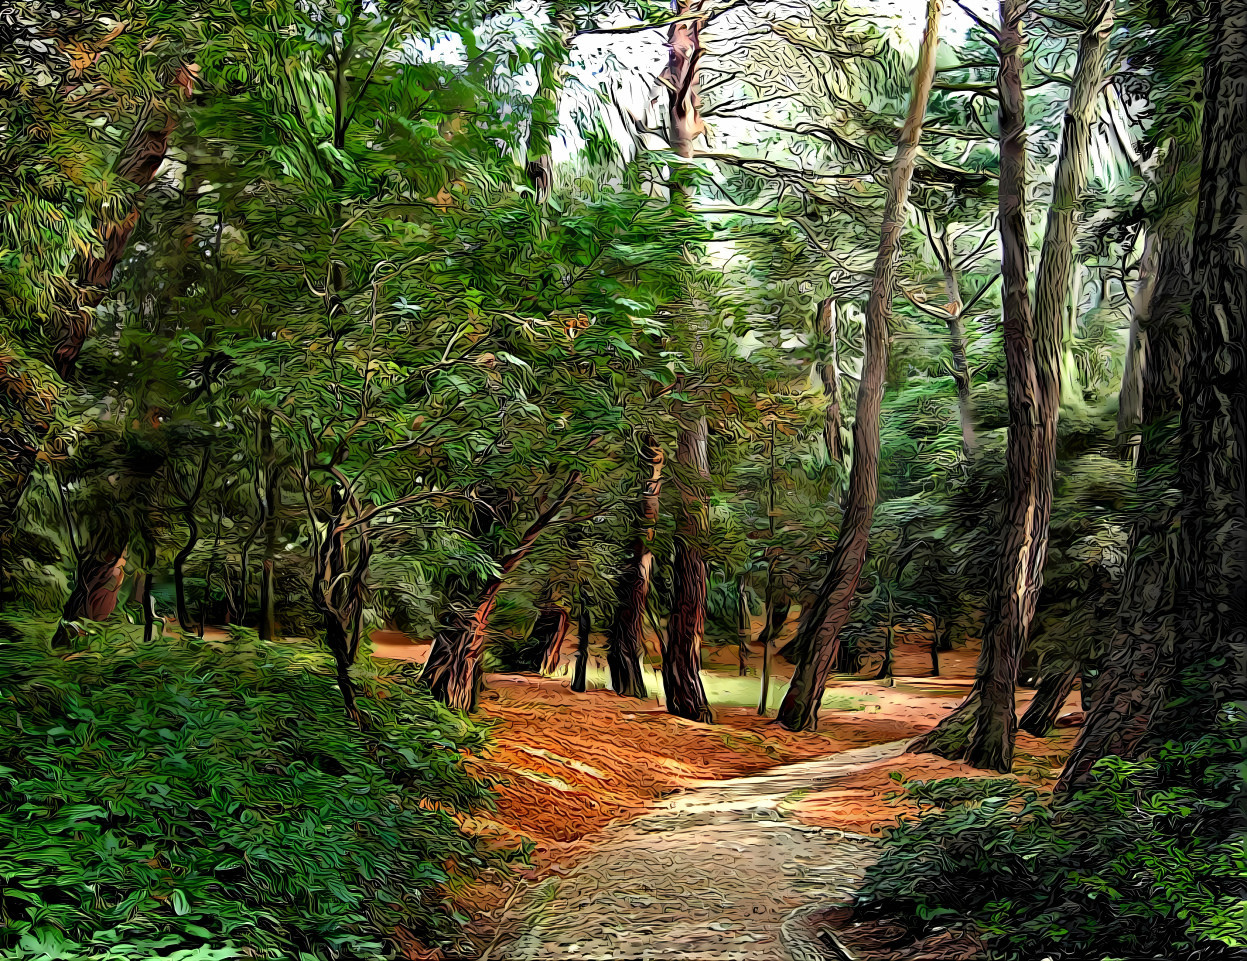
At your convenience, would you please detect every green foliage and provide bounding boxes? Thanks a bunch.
[0,616,505,960]
[857,725,1245,960]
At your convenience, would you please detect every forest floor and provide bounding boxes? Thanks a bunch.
[370,622,1080,960]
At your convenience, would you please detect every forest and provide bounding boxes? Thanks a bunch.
[0,0,1243,958]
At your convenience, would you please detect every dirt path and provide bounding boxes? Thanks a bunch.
[483,740,908,961]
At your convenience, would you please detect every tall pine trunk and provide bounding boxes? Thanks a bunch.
[939,255,976,454]
[665,414,714,723]
[571,590,592,693]
[910,0,1110,769]
[606,437,663,698]
[1059,0,1246,791]
[814,297,845,464]
[659,0,714,724]
[777,0,943,732]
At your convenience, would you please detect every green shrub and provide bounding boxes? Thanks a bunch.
[0,615,508,960]
[857,725,1245,960]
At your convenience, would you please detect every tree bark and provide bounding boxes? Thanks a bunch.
[814,297,845,464]
[525,2,576,204]
[1116,231,1156,461]
[422,472,583,711]
[537,604,571,675]
[665,414,714,723]
[940,259,977,454]
[173,449,211,633]
[1059,0,1246,791]
[776,0,943,732]
[571,590,592,693]
[737,577,751,676]
[607,437,663,698]
[1018,664,1077,735]
[658,0,715,724]
[259,414,280,641]
[910,0,1110,770]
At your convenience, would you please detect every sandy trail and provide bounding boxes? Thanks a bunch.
[484,740,908,961]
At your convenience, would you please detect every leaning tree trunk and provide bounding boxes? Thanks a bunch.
[536,604,571,675]
[1058,0,1246,792]
[1018,664,1078,735]
[910,0,1110,770]
[776,0,943,732]
[422,472,583,711]
[606,437,663,698]
[51,530,131,648]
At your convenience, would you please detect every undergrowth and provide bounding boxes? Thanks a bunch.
[855,723,1245,960]
[0,614,511,960]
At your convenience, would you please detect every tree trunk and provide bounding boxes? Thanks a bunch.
[910,0,1109,771]
[51,533,130,648]
[525,2,576,204]
[814,297,845,464]
[422,585,502,712]
[607,437,663,698]
[737,578,751,676]
[665,415,714,723]
[875,604,895,682]
[422,472,582,710]
[571,591,592,693]
[930,618,942,677]
[1059,0,1246,791]
[259,414,280,641]
[537,604,571,675]
[1018,665,1078,735]
[1116,230,1156,461]
[777,0,943,732]
[173,450,211,633]
[940,261,977,454]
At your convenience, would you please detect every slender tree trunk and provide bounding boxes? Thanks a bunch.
[911,0,1110,770]
[875,599,895,682]
[814,297,845,464]
[1059,0,1246,791]
[665,414,714,723]
[525,2,576,204]
[607,437,663,698]
[737,578,751,676]
[930,617,942,677]
[777,0,943,732]
[1018,665,1078,735]
[571,590,592,693]
[939,260,977,454]
[1116,231,1156,461]
[259,414,280,641]
[174,450,211,633]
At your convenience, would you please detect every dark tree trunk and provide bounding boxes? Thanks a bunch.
[607,437,663,698]
[173,450,211,633]
[911,0,1109,771]
[777,0,943,732]
[1059,0,1246,791]
[1019,665,1078,735]
[737,578,751,677]
[665,415,714,723]
[930,616,943,677]
[875,607,895,682]
[571,592,592,693]
[814,297,845,464]
[51,532,130,648]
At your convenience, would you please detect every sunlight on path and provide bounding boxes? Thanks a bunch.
[485,741,908,961]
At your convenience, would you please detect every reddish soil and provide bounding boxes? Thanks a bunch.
[370,622,1080,854]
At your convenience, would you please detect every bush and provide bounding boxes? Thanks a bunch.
[856,725,1245,960]
[0,615,508,960]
